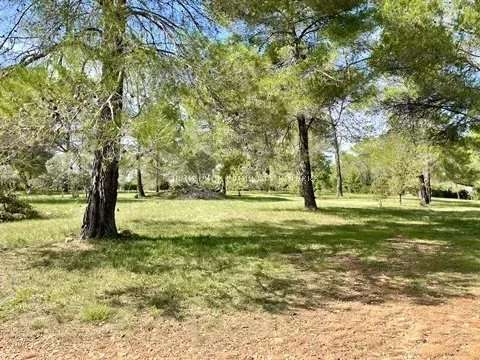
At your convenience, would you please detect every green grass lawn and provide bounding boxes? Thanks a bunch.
[1,192,479,327]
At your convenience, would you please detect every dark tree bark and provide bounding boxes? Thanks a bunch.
[81,0,125,239]
[297,115,318,210]
[81,145,120,239]
[332,128,344,198]
[221,175,227,195]
[136,150,146,198]
[418,174,430,206]
[137,167,146,198]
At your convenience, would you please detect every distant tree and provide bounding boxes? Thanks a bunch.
[312,153,333,193]
[44,153,90,197]
[132,84,181,195]
[183,38,289,193]
[308,56,374,198]
[10,146,52,194]
[358,135,422,204]
[438,141,480,198]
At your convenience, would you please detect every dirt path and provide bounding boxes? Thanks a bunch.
[1,297,480,359]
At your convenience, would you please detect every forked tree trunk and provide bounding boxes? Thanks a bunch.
[332,128,343,198]
[297,115,318,210]
[81,0,125,239]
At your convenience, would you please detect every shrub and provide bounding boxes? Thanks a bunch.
[159,180,170,190]
[431,188,471,200]
[81,304,114,322]
[0,193,37,222]
[169,183,224,199]
[122,182,137,191]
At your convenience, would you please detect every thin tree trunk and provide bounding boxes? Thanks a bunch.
[137,167,145,198]
[81,0,125,239]
[155,152,160,193]
[136,151,145,198]
[297,115,318,210]
[332,128,343,198]
[265,167,271,192]
[222,176,227,195]
[418,174,429,206]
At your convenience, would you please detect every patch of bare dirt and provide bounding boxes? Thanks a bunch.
[1,297,479,359]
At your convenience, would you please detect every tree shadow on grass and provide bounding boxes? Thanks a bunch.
[432,198,480,208]
[225,194,292,202]
[106,285,185,320]
[25,197,142,205]
[28,205,480,318]
[22,197,86,205]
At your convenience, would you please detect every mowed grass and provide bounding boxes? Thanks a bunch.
[1,192,480,327]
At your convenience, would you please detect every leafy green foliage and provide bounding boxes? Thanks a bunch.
[0,193,37,222]
[373,0,480,136]
[312,153,333,192]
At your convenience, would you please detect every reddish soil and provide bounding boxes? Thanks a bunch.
[1,297,479,359]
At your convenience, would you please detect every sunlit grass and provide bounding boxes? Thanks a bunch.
[1,192,479,327]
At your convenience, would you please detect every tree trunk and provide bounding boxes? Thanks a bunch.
[297,115,318,210]
[418,174,429,206]
[137,167,145,198]
[81,147,119,239]
[136,151,145,198]
[81,0,125,239]
[265,167,271,192]
[399,193,402,205]
[222,176,227,195]
[155,153,160,193]
[332,128,343,198]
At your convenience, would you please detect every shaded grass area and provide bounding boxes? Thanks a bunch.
[0,193,479,325]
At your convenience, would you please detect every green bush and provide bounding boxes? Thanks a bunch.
[0,193,37,222]
[158,180,170,190]
[81,304,114,322]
